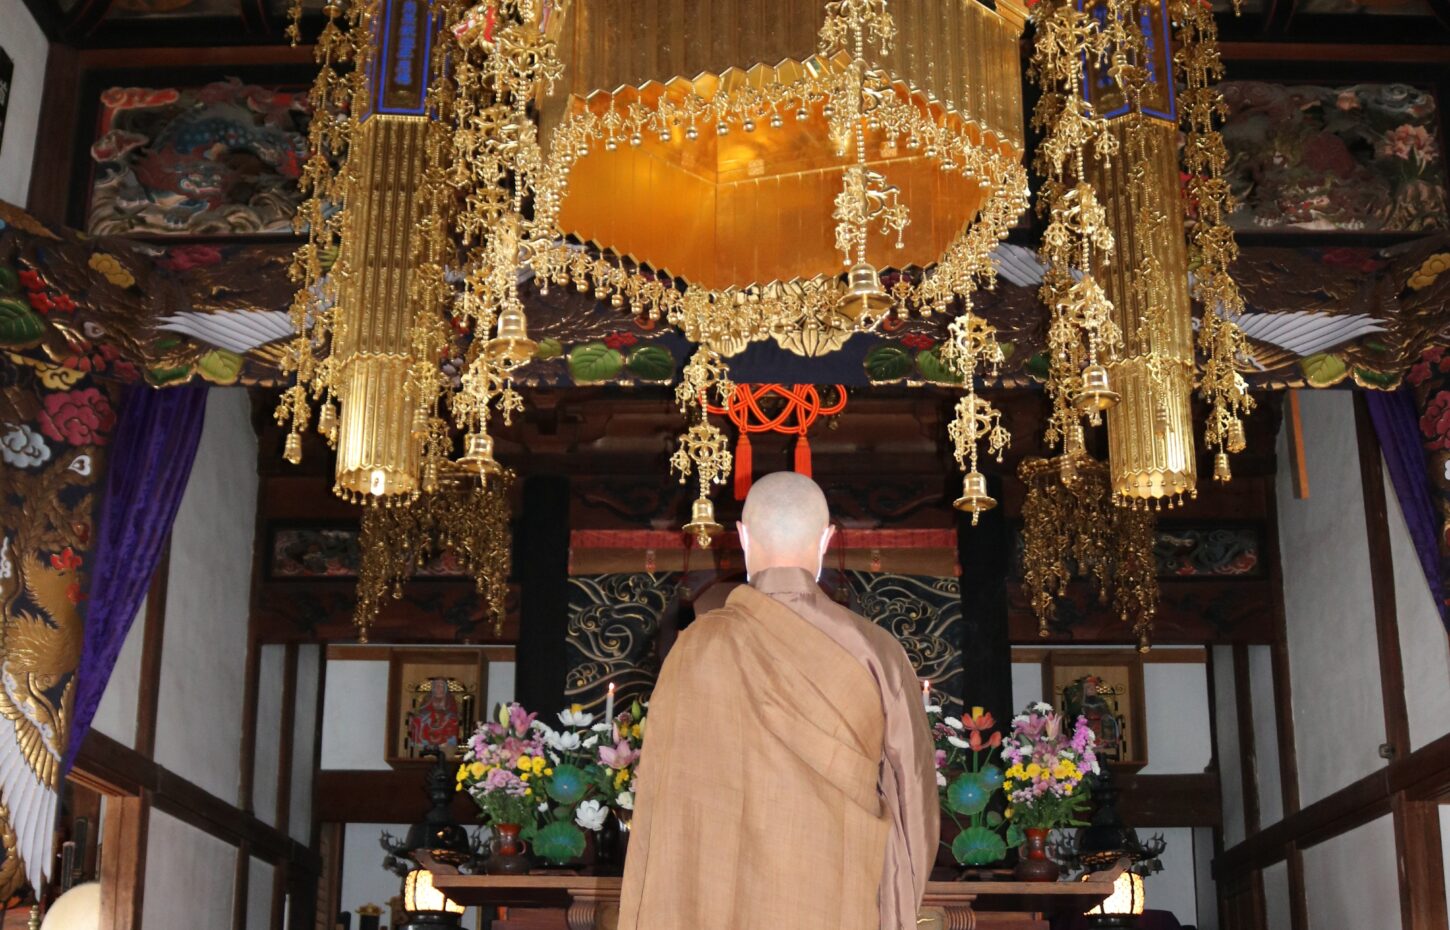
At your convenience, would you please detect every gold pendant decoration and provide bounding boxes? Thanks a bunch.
[1019,453,1158,650]
[355,466,515,643]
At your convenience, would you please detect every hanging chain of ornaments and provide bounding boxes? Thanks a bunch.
[1027,0,1254,504]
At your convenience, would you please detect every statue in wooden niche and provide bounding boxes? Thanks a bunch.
[407,677,462,756]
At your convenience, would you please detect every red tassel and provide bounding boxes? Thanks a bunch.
[735,433,753,500]
[794,434,812,477]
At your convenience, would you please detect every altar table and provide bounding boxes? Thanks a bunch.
[420,854,1117,930]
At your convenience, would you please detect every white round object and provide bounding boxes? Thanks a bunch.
[40,882,101,930]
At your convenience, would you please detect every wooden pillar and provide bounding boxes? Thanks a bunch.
[516,475,572,714]
[956,475,1013,723]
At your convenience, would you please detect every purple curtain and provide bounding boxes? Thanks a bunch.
[64,382,209,768]
[1364,388,1450,634]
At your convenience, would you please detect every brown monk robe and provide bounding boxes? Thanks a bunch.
[618,565,938,930]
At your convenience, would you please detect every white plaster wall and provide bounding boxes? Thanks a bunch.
[1263,860,1291,930]
[339,822,409,919]
[1193,827,1219,930]
[1140,663,1213,774]
[1249,644,1285,828]
[1442,806,1450,918]
[141,810,237,930]
[1384,467,1450,751]
[1141,826,1197,924]
[320,659,390,771]
[487,660,516,715]
[1212,644,1246,848]
[153,388,258,806]
[1277,390,1386,806]
[0,0,47,206]
[252,644,285,826]
[90,601,145,748]
[290,644,321,843]
[1010,662,1041,714]
[246,856,275,930]
[1303,815,1401,930]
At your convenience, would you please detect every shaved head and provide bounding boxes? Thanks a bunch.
[738,472,835,578]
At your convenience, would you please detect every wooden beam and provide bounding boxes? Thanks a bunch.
[1393,793,1450,930]
[24,44,79,226]
[1263,480,1303,818]
[1232,644,1262,835]
[231,840,251,930]
[75,729,319,874]
[1286,843,1309,930]
[1215,730,1450,878]
[276,643,300,835]
[307,646,328,849]
[238,634,262,814]
[1286,390,1310,500]
[1355,394,1412,760]
[97,793,148,930]
[1114,773,1222,828]
[134,541,171,760]
[1264,479,1306,930]
[960,474,1013,721]
[1219,41,1450,64]
[315,770,478,825]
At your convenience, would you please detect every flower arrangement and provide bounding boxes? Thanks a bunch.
[457,700,649,866]
[1001,702,1099,831]
[932,704,1009,866]
[594,699,646,818]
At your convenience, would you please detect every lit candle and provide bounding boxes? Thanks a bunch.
[605,682,616,726]
[921,679,931,711]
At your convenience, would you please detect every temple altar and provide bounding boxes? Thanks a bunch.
[419,854,1119,930]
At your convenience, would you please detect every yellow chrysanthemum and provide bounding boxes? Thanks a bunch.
[517,756,532,772]
[469,761,486,778]
[614,768,631,790]
[1025,763,1042,779]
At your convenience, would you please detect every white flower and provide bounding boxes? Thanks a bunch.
[546,729,582,752]
[538,801,550,812]
[936,771,947,787]
[591,722,612,733]
[617,790,634,811]
[946,736,970,750]
[1030,701,1054,714]
[944,717,963,729]
[583,735,599,749]
[1,424,50,469]
[925,704,943,715]
[575,799,608,832]
[559,708,596,728]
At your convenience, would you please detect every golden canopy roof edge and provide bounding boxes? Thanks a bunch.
[531,0,1027,294]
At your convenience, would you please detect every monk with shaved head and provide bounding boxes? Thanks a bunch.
[620,472,939,930]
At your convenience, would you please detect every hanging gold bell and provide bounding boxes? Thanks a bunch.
[1213,451,1231,483]
[682,495,723,545]
[1073,363,1120,413]
[283,431,302,465]
[459,432,504,476]
[317,401,338,443]
[1226,418,1246,454]
[485,304,538,367]
[837,262,893,327]
[953,470,997,522]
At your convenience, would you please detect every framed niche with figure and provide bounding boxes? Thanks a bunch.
[385,649,488,767]
[1041,650,1147,772]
